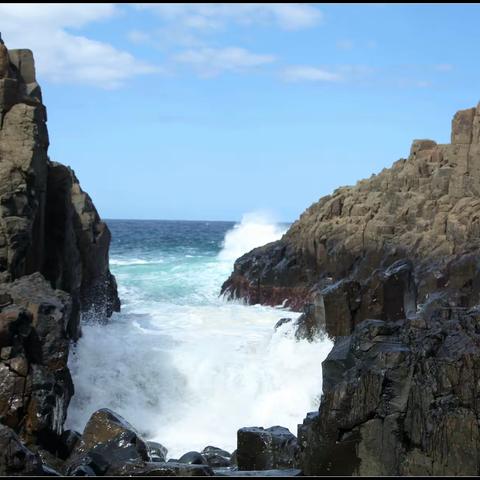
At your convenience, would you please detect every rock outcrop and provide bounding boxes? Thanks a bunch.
[222,103,480,475]
[0,45,119,328]
[0,41,119,473]
[222,104,480,336]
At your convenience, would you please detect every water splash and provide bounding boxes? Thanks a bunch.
[66,215,332,458]
[218,212,287,262]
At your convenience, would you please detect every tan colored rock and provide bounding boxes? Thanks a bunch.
[0,43,9,79]
[222,101,480,324]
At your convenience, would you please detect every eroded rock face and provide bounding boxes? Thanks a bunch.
[0,42,119,474]
[222,104,480,337]
[0,46,119,328]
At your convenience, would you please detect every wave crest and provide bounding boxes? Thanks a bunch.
[218,212,287,262]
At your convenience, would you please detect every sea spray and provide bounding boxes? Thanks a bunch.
[67,214,333,458]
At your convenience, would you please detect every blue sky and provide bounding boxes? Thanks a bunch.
[2,3,480,222]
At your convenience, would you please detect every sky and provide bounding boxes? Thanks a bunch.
[1,3,480,222]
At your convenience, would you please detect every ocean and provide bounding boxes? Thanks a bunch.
[65,214,333,458]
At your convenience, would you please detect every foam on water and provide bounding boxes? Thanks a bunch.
[66,213,333,458]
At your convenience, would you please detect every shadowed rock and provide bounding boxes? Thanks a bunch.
[237,426,299,471]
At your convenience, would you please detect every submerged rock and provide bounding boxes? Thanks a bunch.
[236,426,299,471]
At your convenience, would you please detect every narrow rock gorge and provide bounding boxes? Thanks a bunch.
[222,104,480,474]
[0,41,120,475]
[2,36,480,477]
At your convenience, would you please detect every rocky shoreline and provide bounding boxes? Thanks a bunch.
[1,39,480,476]
[222,101,480,473]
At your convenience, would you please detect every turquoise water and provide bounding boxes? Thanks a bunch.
[66,214,333,457]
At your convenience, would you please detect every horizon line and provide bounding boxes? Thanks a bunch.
[103,217,294,224]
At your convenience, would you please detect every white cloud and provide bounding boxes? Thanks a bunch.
[281,66,343,83]
[135,3,323,31]
[0,3,158,88]
[174,47,276,77]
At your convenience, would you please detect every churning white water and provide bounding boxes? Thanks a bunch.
[66,213,333,458]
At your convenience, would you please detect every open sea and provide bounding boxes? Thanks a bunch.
[65,213,333,458]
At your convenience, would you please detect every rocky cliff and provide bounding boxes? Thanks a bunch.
[222,104,480,336]
[222,104,480,475]
[0,41,119,474]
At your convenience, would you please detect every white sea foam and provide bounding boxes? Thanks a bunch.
[218,212,287,262]
[66,213,333,458]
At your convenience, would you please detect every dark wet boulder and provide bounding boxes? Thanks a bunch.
[107,460,214,476]
[147,441,168,462]
[0,423,56,475]
[178,451,209,465]
[64,409,150,475]
[201,446,231,468]
[237,426,299,471]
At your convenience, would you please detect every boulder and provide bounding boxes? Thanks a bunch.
[147,441,168,462]
[64,409,150,476]
[201,446,231,468]
[236,426,299,471]
[178,451,209,465]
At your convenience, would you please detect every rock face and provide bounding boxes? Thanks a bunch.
[222,104,480,475]
[0,274,74,447]
[0,42,119,473]
[299,304,480,475]
[222,104,480,335]
[0,46,119,327]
